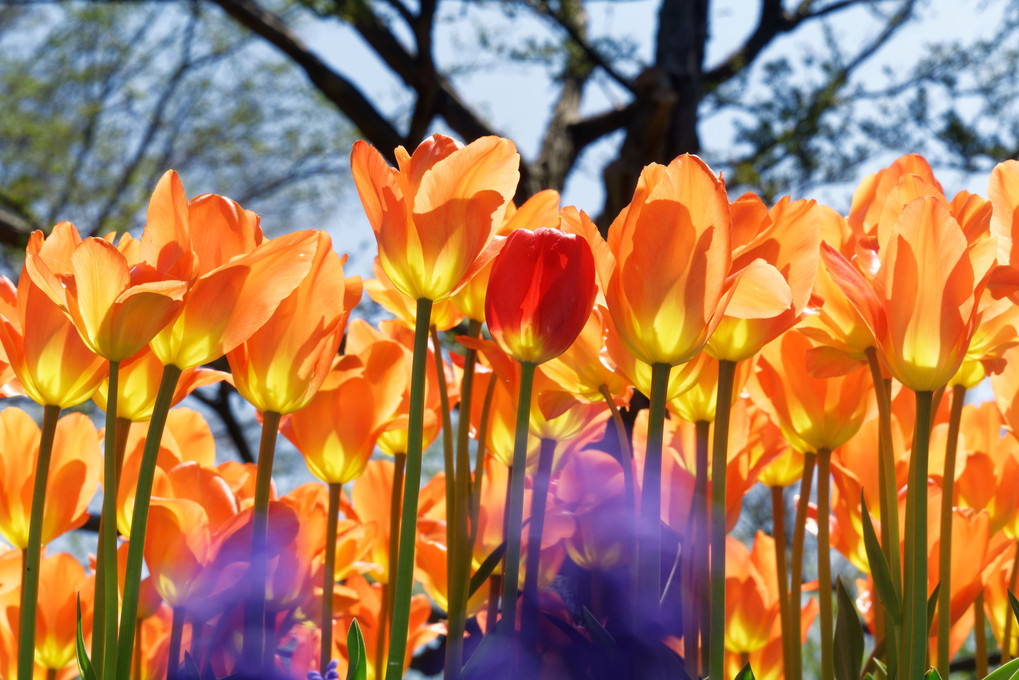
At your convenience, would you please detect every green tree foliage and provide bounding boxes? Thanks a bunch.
[0,1,354,251]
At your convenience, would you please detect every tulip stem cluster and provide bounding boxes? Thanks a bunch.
[903,390,935,680]
[638,362,671,615]
[499,359,537,641]
[936,384,966,675]
[446,318,482,680]
[709,358,738,680]
[99,360,121,680]
[115,363,183,680]
[385,297,434,680]
[16,404,60,680]
[321,482,342,673]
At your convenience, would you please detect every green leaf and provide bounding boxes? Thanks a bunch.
[926,583,941,638]
[346,619,367,680]
[181,652,201,680]
[468,541,506,598]
[582,607,615,651]
[76,595,97,680]
[981,656,1019,679]
[733,662,757,680]
[926,669,944,680]
[833,577,864,680]
[860,493,901,622]
[1008,589,1019,630]
[462,632,517,680]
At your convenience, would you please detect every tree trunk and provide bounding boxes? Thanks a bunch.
[600,0,707,230]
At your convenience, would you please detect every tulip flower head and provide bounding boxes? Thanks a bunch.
[351,134,520,302]
[485,227,597,365]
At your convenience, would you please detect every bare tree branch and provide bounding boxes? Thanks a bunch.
[522,0,635,94]
[703,0,894,90]
[191,382,256,464]
[211,0,405,156]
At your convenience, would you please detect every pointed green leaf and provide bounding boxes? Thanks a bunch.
[582,606,616,651]
[462,632,517,679]
[834,577,864,680]
[468,541,506,598]
[181,652,201,680]
[1008,589,1019,630]
[860,493,901,622]
[346,619,367,680]
[733,662,757,680]
[926,669,944,680]
[76,595,98,680]
[981,656,1019,679]
[926,583,941,638]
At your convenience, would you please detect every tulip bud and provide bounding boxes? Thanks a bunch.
[485,227,597,365]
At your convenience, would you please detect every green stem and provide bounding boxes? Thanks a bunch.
[866,347,900,677]
[385,297,434,680]
[446,318,481,680]
[772,485,791,680]
[115,363,183,680]
[167,606,185,680]
[321,483,341,672]
[498,360,537,641]
[377,452,406,675]
[16,403,60,680]
[521,437,556,649]
[99,360,121,680]
[695,419,711,677]
[904,390,934,680]
[1003,543,1019,662]
[93,415,129,677]
[708,359,737,680]
[789,451,817,680]
[600,384,637,606]
[936,384,965,676]
[470,376,497,529]
[638,362,672,614]
[430,325,456,621]
[975,591,988,677]
[242,409,282,670]
[591,569,604,621]
[817,449,834,680]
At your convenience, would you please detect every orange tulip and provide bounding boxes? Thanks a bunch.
[142,171,324,370]
[926,501,993,666]
[351,133,520,302]
[748,331,872,454]
[346,318,456,457]
[281,350,404,485]
[797,205,878,377]
[26,233,187,362]
[451,190,561,322]
[558,449,628,571]
[0,269,106,408]
[821,194,996,392]
[539,306,632,405]
[287,575,438,680]
[92,346,226,421]
[0,409,101,549]
[707,194,820,362]
[364,258,463,331]
[30,553,94,673]
[987,159,1019,296]
[724,532,781,654]
[227,230,362,415]
[115,409,219,536]
[599,154,789,367]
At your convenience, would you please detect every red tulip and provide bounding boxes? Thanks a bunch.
[485,227,597,365]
